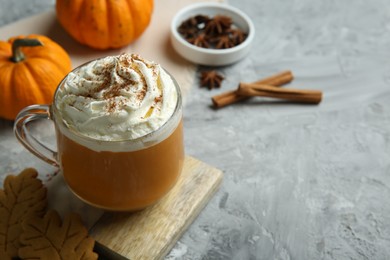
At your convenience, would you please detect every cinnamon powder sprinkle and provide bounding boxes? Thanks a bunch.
[80,55,159,114]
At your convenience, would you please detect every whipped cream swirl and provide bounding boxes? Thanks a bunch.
[55,54,178,141]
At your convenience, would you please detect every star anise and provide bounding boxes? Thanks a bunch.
[210,34,236,49]
[193,15,210,28]
[204,15,233,35]
[178,15,210,38]
[187,32,210,48]
[227,28,248,45]
[178,26,198,39]
[200,70,224,89]
[177,14,248,50]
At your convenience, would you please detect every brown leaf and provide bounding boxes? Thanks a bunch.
[0,168,47,259]
[19,210,98,260]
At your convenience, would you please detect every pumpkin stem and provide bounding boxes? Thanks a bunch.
[10,38,43,63]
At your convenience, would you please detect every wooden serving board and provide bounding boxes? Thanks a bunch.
[90,156,223,260]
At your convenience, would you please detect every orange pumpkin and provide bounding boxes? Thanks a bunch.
[56,0,154,50]
[0,35,71,120]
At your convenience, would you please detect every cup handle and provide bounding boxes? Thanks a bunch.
[14,104,59,167]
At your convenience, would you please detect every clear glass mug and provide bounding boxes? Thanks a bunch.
[14,61,184,211]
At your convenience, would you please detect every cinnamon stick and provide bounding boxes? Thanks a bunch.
[211,70,294,108]
[237,83,322,104]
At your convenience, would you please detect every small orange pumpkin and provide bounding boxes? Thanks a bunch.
[56,0,154,50]
[0,35,72,120]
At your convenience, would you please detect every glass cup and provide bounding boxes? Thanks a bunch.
[14,60,184,211]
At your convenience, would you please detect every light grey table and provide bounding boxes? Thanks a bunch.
[1,0,390,259]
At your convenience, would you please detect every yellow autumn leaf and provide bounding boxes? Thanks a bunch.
[0,168,47,259]
[19,210,98,260]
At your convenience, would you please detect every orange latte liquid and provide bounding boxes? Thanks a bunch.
[56,120,184,211]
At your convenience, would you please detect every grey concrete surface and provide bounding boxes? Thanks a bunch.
[1,0,390,259]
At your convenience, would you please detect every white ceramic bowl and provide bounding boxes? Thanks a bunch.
[170,2,255,66]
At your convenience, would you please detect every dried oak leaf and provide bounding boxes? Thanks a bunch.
[19,210,98,260]
[0,168,47,260]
